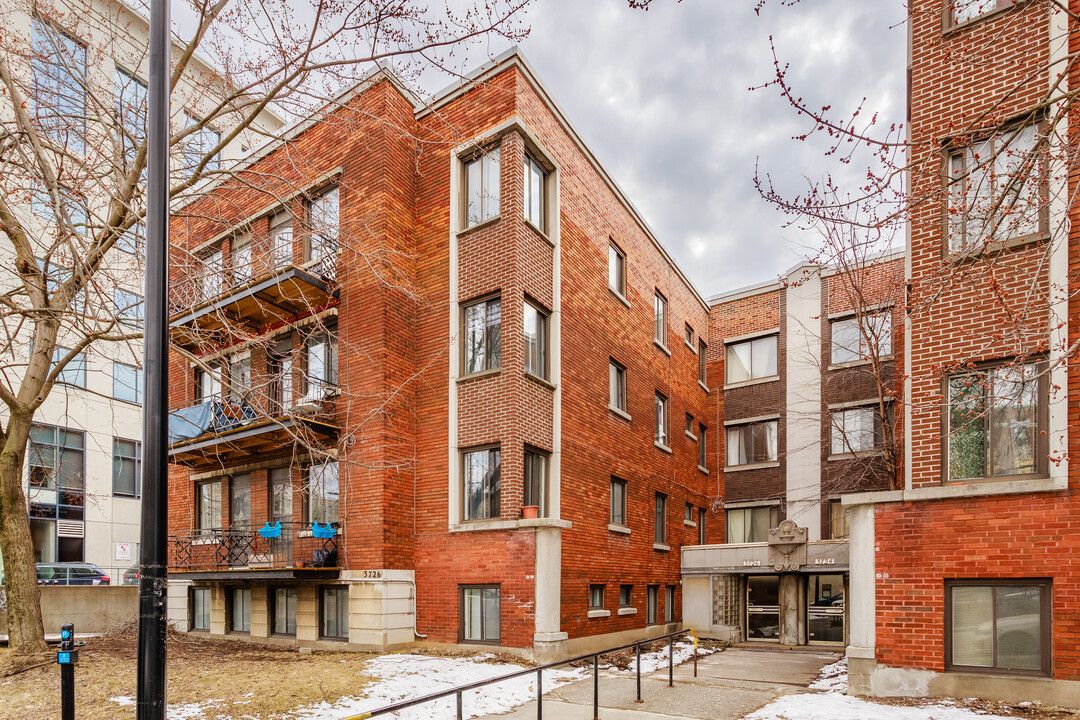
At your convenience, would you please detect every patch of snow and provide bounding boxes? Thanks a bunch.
[744,693,1017,720]
[289,653,586,720]
[109,696,136,706]
[808,657,847,693]
[605,641,718,674]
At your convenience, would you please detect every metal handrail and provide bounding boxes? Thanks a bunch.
[351,628,699,720]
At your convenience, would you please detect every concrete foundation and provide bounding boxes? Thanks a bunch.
[0,585,138,636]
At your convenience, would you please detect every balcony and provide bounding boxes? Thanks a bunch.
[169,522,340,580]
[168,398,339,468]
[170,261,338,350]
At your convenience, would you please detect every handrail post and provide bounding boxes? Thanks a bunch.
[634,643,642,703]
[456,690,463,720]
[536,668,542,720]
[593,654,599,720]
[668,635,674,688]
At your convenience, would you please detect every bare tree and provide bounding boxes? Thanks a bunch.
[0,0,530,655]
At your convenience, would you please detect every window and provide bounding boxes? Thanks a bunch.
[464,147,500,227]
[698,508,707,545]
[463,297,501,375]
[230,587,251,633]
[654,393,668,447]
[523,301,548,379]
[228,355,251,403]
[726,421,778,466]
[608,243,626,296]
[273,587,297,635]
[52,346,86,388]
[620,584,633,608]
[831,407,883,454]
[947,0,1013,28]
[309,186,339,266]
[194,364,221,403]
[830,501,849,540]
[699,340,707,384]
[523,449,547,515]
[948,361,1044,481]
[307,461,339,524]
[113,362,143,404]
[115,68,146,169]
[230,474,251,529]
[28,424,84,494]
[305,327,338,397]
[461,586,500,643]
[946,579,1050,676]
[114,289,144,329]
[610,478,627,526]
[201,249,223,300]
[31,18,86,154]
[831,313,892,364]
[726,506,779,544]
[654,292,667,346]
[196,481,221,533]
[117,219,144,255]
[270,211,293,270]
[686,414,695,437]
[654,493,667,545]
[699,425,707,468]
[664,586,675,622]
[232,233,253,286]
[646,586,659,625]
[589,584,605,610]
[270,467,293,523]
[190,587,210,631]
[321,586,349,639]
[684,502,694,522]
[182,113,221,174]
[269,338,293,411]
[463,447,501,520]
[609,361,627,412]
[948,122,1043,251]
[523,154,546,230]
[112,438,140,498]
[685,324,694,346]
[725,335,777,384]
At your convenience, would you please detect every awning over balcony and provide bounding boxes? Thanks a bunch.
[170,264,337,350]
[168,404,339,467]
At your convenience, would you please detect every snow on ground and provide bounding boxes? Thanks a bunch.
[605,640,718,674]
[743,693,1018,720]
[807,657,847,693]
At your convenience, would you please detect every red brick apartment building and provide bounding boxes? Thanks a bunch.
[681,254,904,649]
[841,0,1080,706]
[163,48,718,657]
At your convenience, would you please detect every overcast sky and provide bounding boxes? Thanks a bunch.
[492,0,907,299]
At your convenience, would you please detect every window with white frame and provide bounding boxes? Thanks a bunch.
[305,327,338,397]
[232,233,253,286]
[831,312,892,364]
[609,360,627,412]
[831,406,883,454]
[654,292,667,346]
[309,186,339,266]
[270,211,293,270]
[947,0,1013,28]
[463,297,501,375]
[464,146,500,227]
[523,153,546,230]
[654,393,668,446]
[194,363,221,403]
[228,355,251,403]
[196,480,221,533]
[725,335,777,384]
[726,421,778,466]
[201,249,223,300]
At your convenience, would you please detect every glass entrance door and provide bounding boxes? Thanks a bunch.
[808,574,845,645]
[746,575,780,642]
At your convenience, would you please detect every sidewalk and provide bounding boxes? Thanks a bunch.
[475,647,841,720]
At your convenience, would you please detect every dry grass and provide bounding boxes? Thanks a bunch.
[0,627,379,719]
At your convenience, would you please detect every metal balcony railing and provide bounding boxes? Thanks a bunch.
[169,521,339,572]
[168,399,257,444]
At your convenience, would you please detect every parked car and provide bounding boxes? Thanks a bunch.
[122,565,140,585]
[35,563,111,585]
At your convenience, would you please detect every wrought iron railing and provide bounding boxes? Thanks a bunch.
[168,399,257,444]
[169,521,339,572]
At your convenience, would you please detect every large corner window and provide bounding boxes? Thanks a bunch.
[946,579,1050,676]
[948,122,1044,252]
[947,361,1044,481]
[461,585,500,643]
[463,446,501,521]
[726,420,778,467]
[831,312,892,364]
[523,153,546,231]
[463,297,501,375]
[726,506,778,544]
[29,424,84,496]
[725,335,777,384]
[464,146,500,227]
[306,461,339,524]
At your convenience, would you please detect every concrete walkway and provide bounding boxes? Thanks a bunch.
[476,647,841,720]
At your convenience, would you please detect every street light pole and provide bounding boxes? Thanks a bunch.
[137,0,170,716]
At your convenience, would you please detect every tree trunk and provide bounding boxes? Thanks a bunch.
[0,413,48,654]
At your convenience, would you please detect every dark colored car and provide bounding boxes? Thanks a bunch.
[122,565,140,585]
[35,563,111,585]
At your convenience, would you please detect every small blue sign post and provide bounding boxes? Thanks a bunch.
[58,623,77,720]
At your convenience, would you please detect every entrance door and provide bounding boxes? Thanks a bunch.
[746,575,781,642]
[808,574,845,645]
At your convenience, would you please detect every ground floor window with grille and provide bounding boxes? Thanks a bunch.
[190,587,210,631]
[647,585,659,625]
[273,587,298,636]
[230,587,251,633]
[461,585,500,643]
[946,579,1050,676]
[321,586,349,639]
